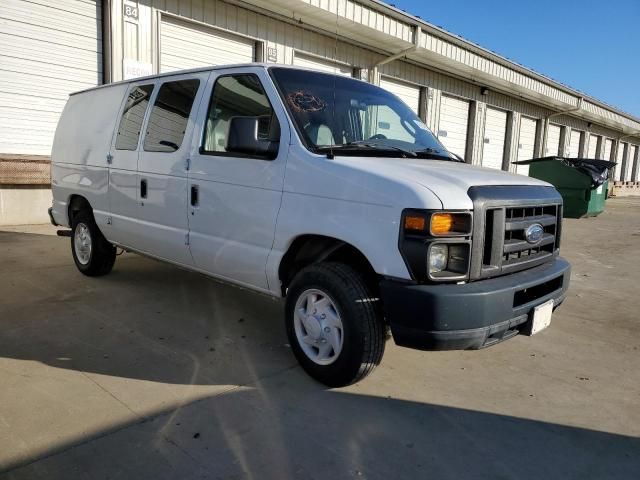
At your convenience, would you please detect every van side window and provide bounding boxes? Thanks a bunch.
[201,74,279,156]
[143,79,200,153]
[115,84,154,150]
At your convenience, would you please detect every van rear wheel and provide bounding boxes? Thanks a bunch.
[285,262,385,387]
[71,210,116,277]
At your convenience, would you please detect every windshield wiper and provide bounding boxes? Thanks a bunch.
[342,141,417,157]
[414,148,462,162]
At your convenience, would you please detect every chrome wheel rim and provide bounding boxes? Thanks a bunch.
[294,289,344,365]
[74,223,92,265]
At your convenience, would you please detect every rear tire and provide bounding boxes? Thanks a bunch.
[71,210,116,277]
[285,262,385,387]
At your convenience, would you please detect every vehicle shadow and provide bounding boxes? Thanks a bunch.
[1,381,638,479]
[1,231,639,479]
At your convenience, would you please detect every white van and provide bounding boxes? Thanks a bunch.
[49,64,570,386]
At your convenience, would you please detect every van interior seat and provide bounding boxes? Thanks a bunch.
[305,122,335,147]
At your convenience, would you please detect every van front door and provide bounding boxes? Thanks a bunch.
[136,73,208,266]
[187,68,289,291]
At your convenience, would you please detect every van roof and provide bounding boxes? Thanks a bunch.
[70,63,366,96]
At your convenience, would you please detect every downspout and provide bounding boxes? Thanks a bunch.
[102,0,113,84]
[541,97,583,156]
[368,25,420,84]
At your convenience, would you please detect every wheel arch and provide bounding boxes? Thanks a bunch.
[67,194,93,225]
[278,234,379,296]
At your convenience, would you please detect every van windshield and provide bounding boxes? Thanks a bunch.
[270,67,455,160]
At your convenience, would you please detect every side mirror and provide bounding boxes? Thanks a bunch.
[226,116,279,159]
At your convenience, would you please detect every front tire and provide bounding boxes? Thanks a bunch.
[71,210,116,277]
[285,262,386,387]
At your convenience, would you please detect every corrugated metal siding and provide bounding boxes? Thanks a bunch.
[482,107,507,170]
[379,77,420,113]
[437,95,469,159]
[0,0,102,155]
[301,0,413,43]
[419,31,579,108]
[160,16,255,72]
[294,53,353,76]
[516,116,536,175]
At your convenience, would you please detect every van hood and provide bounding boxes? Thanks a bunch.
[336,156,552,209]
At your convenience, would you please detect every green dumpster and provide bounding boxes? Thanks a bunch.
[513,157,617,218]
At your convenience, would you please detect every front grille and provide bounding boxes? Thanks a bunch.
[469,186,563,280]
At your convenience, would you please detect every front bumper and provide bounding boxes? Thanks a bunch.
[380,257,570,350]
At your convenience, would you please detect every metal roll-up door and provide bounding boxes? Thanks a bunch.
[516,116,537,175]
[587,135,599,158]
[603,138,613,161]
[545,124,561,156]
[160,17,255,73]
[482,107,507,170]
[293,53,353,77]
[0,0,102,156]
[629,145,638,181]
[615,142,625,181]
[379,77,421,114]
[437,95,470,159]
[568,129,582,158]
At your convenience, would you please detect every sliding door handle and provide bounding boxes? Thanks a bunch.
[140,179,148,199]
[190,185,199,207]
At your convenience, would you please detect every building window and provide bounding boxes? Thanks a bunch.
[115,84,154,150]
[143,79,200,152]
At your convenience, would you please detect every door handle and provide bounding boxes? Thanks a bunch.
[140,179,148,199]
[190,185,199,207]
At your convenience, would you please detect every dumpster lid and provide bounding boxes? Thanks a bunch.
[512,156,616,188]
[512,156,617,169]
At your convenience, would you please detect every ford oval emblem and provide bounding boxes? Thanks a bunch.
[525,224,544,244]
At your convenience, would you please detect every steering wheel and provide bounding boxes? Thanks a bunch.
[368,134,387,140]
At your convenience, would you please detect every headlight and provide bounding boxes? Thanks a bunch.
[429,244,449,273]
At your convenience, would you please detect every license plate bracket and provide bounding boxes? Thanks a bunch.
[529,299,554,335]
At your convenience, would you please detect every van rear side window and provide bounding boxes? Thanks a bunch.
[143,79,200,153]
[115,84,154,150]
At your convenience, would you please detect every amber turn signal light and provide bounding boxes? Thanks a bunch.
[404,215,426,231]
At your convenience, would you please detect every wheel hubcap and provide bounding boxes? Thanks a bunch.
[74,223,92,265]
[294,289,344,365]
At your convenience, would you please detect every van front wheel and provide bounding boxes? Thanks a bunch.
[285,262,385,387]
[71,211,116,276]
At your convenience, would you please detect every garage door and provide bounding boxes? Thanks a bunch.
[379,77,420,114]
[568,129,582,158]
[545,124,561,156]
[437,95,470,159]
[603,138,613,161]
[629,145,638,181]
[0,0,102,156]
[293,53,353,77]
[160,17,255,73]
[587,135,599,158]
[482,107,507,170]
[516,116,537,175]
[615,142,625,181]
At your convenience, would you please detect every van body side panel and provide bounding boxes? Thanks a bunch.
[51,84,129,227]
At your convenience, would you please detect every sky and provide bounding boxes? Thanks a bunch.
[389,0,640,117]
